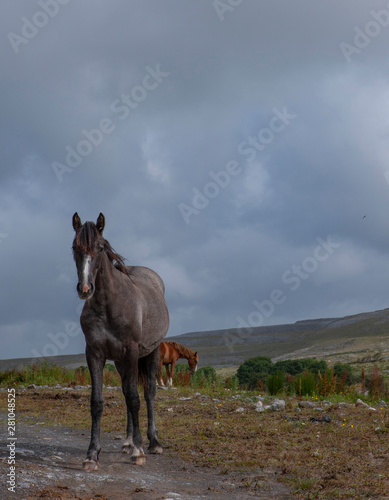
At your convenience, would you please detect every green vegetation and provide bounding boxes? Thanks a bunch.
[162,364,218,389]
[236,356,330,390]
[235,355,388,400]
[0,356,388,402]
[0,360,121,388]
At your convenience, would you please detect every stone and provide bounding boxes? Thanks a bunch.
[255,401,265,412]
[265,398,286,411]
[298,401,316,409]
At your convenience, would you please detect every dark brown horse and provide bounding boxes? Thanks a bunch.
[72,213,169,469]
[157,341,198,387]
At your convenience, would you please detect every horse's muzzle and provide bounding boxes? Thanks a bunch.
[77,282,94,300]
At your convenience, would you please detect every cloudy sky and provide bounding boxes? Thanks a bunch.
[2,0,389,360]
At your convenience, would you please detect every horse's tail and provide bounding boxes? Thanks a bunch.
[138,359,148,389]
[138,345,160,390]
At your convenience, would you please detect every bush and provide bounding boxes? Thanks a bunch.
[367,366,387,398]
[273,359,307,376]
[237,356,328,390]
[236,356,272,386]
[274,359,327,376]
[267,371,285,395]
[224,375,239,390]
[174,364,190,374]
[196,366,217,381]
[316,369,337,396]
[333,363,354,385]
[294,371,316,396]
[191,366,217,388]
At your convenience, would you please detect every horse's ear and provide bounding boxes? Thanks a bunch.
[72,212,82,232]
[96,213,105,233]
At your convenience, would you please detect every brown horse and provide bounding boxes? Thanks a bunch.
[158,341,198,387]
[72,213,169,469]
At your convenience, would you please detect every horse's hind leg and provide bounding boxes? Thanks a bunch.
[115,358,145,465]
[84,348,105,471]
[140,347,163,454]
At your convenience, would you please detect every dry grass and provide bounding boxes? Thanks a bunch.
[3,386,389,499]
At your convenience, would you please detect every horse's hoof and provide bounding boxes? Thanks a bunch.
[132,454,146,465]
[149,444,163,454]
[83,459,99,471]
[131,447,146,465]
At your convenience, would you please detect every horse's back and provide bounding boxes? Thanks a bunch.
[159,341,178,364]
[126,265,165,295]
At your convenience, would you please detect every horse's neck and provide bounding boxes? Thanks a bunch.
[169,343,191,361]
[94,254,131,303]
[177,350,190,361]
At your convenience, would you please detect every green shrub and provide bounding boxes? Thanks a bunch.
[316,369,337,396]
[304,359,327,375]
[236,356,272,386]
[174,364,190,374]
[333,363,354,385]
[191,366,217,387]
[274,358,327,375]
[224,375,239,390]
[273,359,307,375]
[294,371,316,396]
[367,366,387,399]
[267,371,285,395]
[246,372,262,390]
[196,366,216,381]
[237,356,328,390]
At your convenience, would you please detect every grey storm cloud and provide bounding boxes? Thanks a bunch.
[1,0,389,359]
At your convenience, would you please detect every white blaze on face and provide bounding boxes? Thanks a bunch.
[82,255,92,291]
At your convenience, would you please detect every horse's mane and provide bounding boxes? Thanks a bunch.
[166,341,196,358]
[73,221,129,276]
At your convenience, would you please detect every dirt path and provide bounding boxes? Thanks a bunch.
[0,411,291,500]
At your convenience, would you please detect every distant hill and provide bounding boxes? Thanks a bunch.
[167,308,389,368]
[1,308,389,372]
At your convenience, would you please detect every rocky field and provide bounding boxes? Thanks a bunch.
[1,385,388,499]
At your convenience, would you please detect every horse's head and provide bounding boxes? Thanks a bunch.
[188,352,199,374]
[72,212,106,300]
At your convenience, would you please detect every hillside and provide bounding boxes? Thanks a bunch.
[1,308,389,372]
[167,308,389,368]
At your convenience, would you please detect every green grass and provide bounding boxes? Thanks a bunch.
[0,360,121,388]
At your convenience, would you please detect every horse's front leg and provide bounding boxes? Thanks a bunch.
[141,347,163,454]
[116,356,145,465]
[84,348,105,471]
[169,360,177,387]
[157,358,164,387]
[164,363,171,387]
